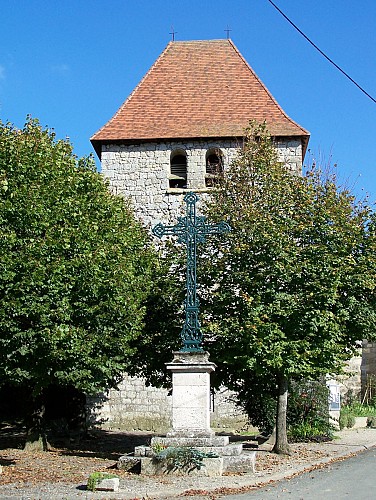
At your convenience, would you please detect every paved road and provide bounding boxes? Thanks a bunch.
[223,446,376,500]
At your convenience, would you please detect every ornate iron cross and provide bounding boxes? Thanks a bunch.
[152,192,231,352]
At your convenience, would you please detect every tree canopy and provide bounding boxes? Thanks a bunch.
[0,118,155,401]
[200,123,376,453]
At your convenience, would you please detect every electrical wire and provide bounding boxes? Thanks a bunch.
[267,0,376,105]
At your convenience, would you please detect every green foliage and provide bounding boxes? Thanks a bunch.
[233,376,333,440]
[153,446,218,471]
[87,472,118,491]
[367,416,376,428]
[342,402,376,417]
[0,118,155,398]
[339,412,355,430]
[151,441,167,454]
[288,421,332,441]
[200,121,376,450]
[222,371,277,435]
[287,380,333,441]
[127,246,184,388]
[340,401,376,429]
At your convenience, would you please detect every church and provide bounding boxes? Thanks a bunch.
[91,39,309,228]
[89,39,375,431]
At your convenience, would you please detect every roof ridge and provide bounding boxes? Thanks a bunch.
[171,39,229,43]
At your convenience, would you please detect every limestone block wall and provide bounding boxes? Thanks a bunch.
[86,374,251,433]
[86,374,172,433]
[337,349,363,401]
[100,137,303,228]
[361,340,376,399]
[362,341,376,376]
[211,387,253,432]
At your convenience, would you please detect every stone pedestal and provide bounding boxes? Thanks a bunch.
[166,351,216,437]
[117,350,257,476]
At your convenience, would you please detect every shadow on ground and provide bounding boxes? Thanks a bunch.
[0,421,155,461]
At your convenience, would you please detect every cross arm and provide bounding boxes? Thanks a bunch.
[203,221,231,236]
[152,222,176,239]
[152,218,188,240]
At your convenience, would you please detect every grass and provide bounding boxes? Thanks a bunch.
[341,403,376,418]
[339,402,376,429]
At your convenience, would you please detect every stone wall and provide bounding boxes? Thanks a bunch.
[101,137,303,228]
[337,349,363,402]
[361,340,376,400]
[87,374,252,434]
[211,387,253,433]
[87,374,172,433]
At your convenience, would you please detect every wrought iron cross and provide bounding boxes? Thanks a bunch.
[152,192,231,352]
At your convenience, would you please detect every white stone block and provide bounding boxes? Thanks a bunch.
[173,406,208,430]
[173,386,208,407]
[141,456,223,476]
[94,477,119,492]
[172,371,209,386]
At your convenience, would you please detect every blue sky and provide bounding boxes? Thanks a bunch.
[1,0,376,202]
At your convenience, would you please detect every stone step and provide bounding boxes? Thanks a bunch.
[118,449,257,476]
[223,450,257,473]
[193,443,243,456]
[151,436,230,447]
[141,456,224,477]
[135,443,243,457]
[117,455,140,472]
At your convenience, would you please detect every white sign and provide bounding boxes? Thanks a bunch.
[327,382,341,411]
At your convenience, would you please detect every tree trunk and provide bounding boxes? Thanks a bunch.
[272,374,291,455]
[24,394,49,452]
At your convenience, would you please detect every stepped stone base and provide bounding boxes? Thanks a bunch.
[117,435,257,476]
[151,436,230,447]
[141,456,223,476]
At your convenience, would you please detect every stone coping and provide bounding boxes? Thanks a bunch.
[151,436,230,447]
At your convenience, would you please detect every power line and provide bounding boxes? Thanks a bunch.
[267,0,376,105]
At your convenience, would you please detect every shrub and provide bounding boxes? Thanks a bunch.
[367,416,376,428]
[153,446,218,472]
[339,413,354,429]
[339,401,376,429]
[287,379,333,442]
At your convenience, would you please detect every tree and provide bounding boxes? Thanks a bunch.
[0,118,155,449]
[200,123,376,454]
[128,247,185,387]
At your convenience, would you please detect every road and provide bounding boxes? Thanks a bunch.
[223,446,376,500]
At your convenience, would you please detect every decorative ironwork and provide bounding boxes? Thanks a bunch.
[152,192,231,352]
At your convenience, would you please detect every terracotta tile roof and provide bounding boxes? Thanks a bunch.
[91,39,309,156]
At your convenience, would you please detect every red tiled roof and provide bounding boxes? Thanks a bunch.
[91,39,309,156]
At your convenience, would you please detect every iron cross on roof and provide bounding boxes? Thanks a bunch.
[152,192,231,352]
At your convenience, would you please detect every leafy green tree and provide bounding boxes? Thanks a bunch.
[200,123,376,454]
[128,247,184,386]
[0,118,155,449]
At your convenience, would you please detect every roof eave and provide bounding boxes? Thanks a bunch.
[91,131,310,161]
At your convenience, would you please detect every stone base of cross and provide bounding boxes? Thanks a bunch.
[166,350,216,437]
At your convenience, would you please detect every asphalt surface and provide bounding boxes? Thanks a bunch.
[223,446,376,499]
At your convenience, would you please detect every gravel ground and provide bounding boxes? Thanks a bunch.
[1,427,375,499]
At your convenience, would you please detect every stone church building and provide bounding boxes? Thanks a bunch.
[91,39,309,228]
[89,39,375,431]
